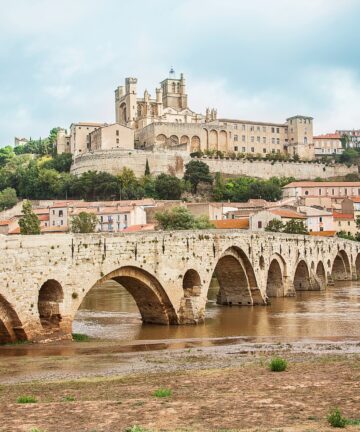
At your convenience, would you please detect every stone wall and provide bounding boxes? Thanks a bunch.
[0,230,359,343]
[71,148,358,180]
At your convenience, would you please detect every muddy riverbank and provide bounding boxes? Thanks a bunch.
[0,340,360,431]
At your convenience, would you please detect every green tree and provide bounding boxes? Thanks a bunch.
[265,219,284,232]
[337,230,355,241]
[145,158,150,176]
[283,219,308,235]
[18,200,40,235]
[0,187,17,211]
[155,174,182,200]
[71,212,98,233]
[0,146,14,168]
[155,206,213,230]
[183,160,213,193]
[42,153,72,172]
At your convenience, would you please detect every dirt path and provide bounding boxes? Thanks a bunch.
[0,342,359,431]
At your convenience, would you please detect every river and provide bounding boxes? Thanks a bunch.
[73,279,360,343]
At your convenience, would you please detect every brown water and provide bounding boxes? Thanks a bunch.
[73,280,360,342]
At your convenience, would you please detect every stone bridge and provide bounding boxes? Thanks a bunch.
[0,230,359,343]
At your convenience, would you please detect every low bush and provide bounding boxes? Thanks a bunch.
[327,408,347,428]
[153,388,172,398]
[17,395,37,404]
[72,333,90,342]
[269,357,287,372]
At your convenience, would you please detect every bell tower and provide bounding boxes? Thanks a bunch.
[160,68,188,110]
[115,77,138,127]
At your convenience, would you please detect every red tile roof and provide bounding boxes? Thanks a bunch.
[0,220,10,226]
[38,215,49,221]
[270,209,306,219]
[313,133,341,139]
[309,231,337,237]
[333,212,354,220]
[122,224,155,232]
[211,219,249,229]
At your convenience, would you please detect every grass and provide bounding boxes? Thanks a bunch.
[29,429,46,432]
[17,395,37,404]
[72,333,90,342]
[327,408,360,428]
[62,395,76,402]
[269,357,288,372]
[153,388,172,398]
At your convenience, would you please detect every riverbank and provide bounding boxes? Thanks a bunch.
[0,339,359,431]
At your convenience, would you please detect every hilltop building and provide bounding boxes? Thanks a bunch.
[57,70,315,160]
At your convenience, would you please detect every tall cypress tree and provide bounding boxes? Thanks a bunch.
[19,200,41,235]
[145,159,150,176]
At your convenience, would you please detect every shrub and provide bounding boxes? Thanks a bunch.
[17,395,37,403]
[153,388,172,398]
[124,427,152,432]
[327,408,347,428]
[62,395,76,402]
[72,333,90,342]
[269,357,287,372]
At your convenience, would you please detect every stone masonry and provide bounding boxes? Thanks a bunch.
[0,230,359,343]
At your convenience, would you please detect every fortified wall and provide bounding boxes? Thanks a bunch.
[71,148,358,180]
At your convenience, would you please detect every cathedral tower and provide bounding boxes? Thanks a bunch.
[160,69,188,110]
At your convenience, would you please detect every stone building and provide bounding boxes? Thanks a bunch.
[283,181,360,199]
[88,123,134,151]
[313,133,343,157]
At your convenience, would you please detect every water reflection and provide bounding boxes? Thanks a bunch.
[73,280,360,342]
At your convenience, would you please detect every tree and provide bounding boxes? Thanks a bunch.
[18,200,40,235]
[283,219,308,235]
[71,212,98,233]
[356,215,360,231]
[0,146,14,168]
[337,230,355,241]
[183,160,213,194]
[155,174,182,200]
[0,187,17,211]
[145,159,150,176]
[154,206,213,230]
[265,219,284,232]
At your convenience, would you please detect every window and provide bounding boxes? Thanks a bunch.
[242,135,246,142]
[116,138,119,144]
[348,221,351,226]
[256,136,260,143]
[319,189,322,195]
[52,210,55,215]
[263,148,266,153]
[263,137,266,144]
[250,126,254,132]
[234,135,238,141]
[305,191,309,196]
[234,124,238,130]
[257,126,260,132]
[338,221,341,226]
[61,220,63,226]
[345,188,347,195]
[251,136,254,142]
[271,127,275,133]
[59,210,63,217]
[124,214,128,221]
[319,217,323,223]
[276,138,280,145]
[242,125,246,131]
[272,138,275,144]
[276,128,280,133]
[320,227,324,232]
[116,130,119,136]
[52,221,55,226]
[258,221,262,229]
[234,146,238,151]
[242,147,246,152]
[332,189,335,195]
[251,147,254,152]
[263,126,266,132]
[100,216,103,223]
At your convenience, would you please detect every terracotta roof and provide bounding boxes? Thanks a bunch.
[269,209,306,219]
[333,212,354,220]
[211,219,249,229]
[351,197,360,203]
[309,231,337,237]
[122,224,155,232]
[313,133,341,139]
[8,227,20,234]
[38,215,49,221]
[283,182,360,188]
[0,220,10,226]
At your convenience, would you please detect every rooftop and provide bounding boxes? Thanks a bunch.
[269,208,306,219]
[314,133,341,140]
[333,212,354,220]
[211,219,249,229]
[283,182,360,188]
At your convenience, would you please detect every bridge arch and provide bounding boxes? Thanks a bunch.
[293,260,311,291]
[183,269,201,297]
[355,253,360,279]
[315,261,326,288]
[211,246,264,306]
[38,279,64,330]
[266,255,286,297]
[0,294,27,344]
[80,266,178,325]
[332,250,351,281]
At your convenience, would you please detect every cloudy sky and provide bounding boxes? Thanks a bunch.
[0,0,359,146]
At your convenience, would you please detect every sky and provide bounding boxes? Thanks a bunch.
[0,0,360,146]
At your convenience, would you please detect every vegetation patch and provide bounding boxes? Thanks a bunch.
[327,407,360,428]
[17,395,37,404]
[269,357,288,372]
[72,333,90,342]
[153,388,172,398]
